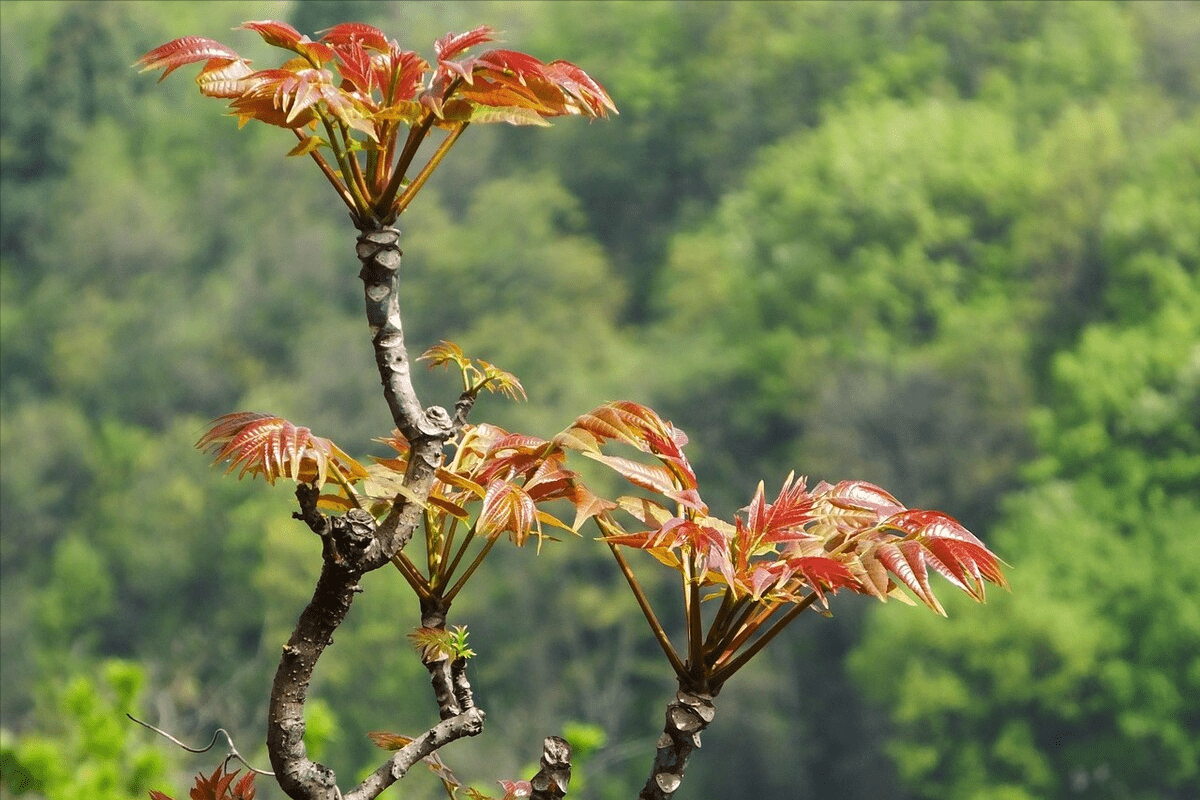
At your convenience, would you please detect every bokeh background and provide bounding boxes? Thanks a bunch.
[2,2,1197,799]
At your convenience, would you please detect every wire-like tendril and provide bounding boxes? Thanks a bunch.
[126,714,275,776]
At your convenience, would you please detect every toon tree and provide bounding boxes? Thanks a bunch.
[134,19,1007,800]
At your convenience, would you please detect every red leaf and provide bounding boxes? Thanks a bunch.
[239,20,335,64]
[822,480,905,516]
[332,39,376,95]
[560,401,698,489]
[791,555,861,603]
[232,772,256,800]
[566,482,618,530]
[883,509,1009,596]
[476,479,538,545]
[173,765,255,800]
[435,25,497,63]
[587,452,680,497]
[379,48,428,105]
[239,20,303,49]
[196,411,367,487]
[543,59,618,117]
[319,22,391,52]
[741,472,816,544]
[476,49,547,80]
[873,540,944,615]
[135,37,243,81]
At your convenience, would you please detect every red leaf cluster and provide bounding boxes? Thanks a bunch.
[136,20,615,225]
[135,21,614,134]
[561,402,1008,616]
[149,765,255,800]
[196,412,368,488]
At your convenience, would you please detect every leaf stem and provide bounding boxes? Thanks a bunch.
[439,516,461,576]
[707,596,764,661]
[374,121,425,218]
[442,533,498,605]
[601,522,687,679]
[682,554,705,682]
[338,122,373,211]
[322,115,374,223]
[702,591,748,663]
[392,122,469,215]
[709,592,819,688]
[441,524,477,589]
[374,77,464,217]
[326,465,363,510]
[391,553,432,602]
[293,128,356,211]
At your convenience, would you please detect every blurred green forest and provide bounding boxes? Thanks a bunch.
[1,2,1197,799]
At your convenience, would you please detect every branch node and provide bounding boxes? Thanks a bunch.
[417,405,454,440]
[530,735,572,800]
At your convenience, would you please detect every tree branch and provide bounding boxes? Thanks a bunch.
[266,555,365,800]
[344,709,487,800]
[638,689,716,800]
[265,229,471,800]
[530,736,572,800]
[355,225,454,557]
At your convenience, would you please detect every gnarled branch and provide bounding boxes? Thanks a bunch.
[639,689,716,800]
[265,227,475,800]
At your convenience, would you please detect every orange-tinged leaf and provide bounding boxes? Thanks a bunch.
[286,134,328,156]
[457,78,562,116]
[435,466,487,498]
[476,479,538,545]
[196,412,367,488]
[369,730,414,750]
[585,452,679,496]
[317,493,357,513]
[367,730,462,789]
[617,495,674,527]
[427,494,471,521]
[195,57,256,98]
[419,340,468,369]
[240,19,303,47]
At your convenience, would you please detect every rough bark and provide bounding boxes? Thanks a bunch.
[639,689,716,800]
[530,736,573,800]
[269,498,378,800]
[263,226,471,800]
[355,226,453,555]
[263,224,575,800]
